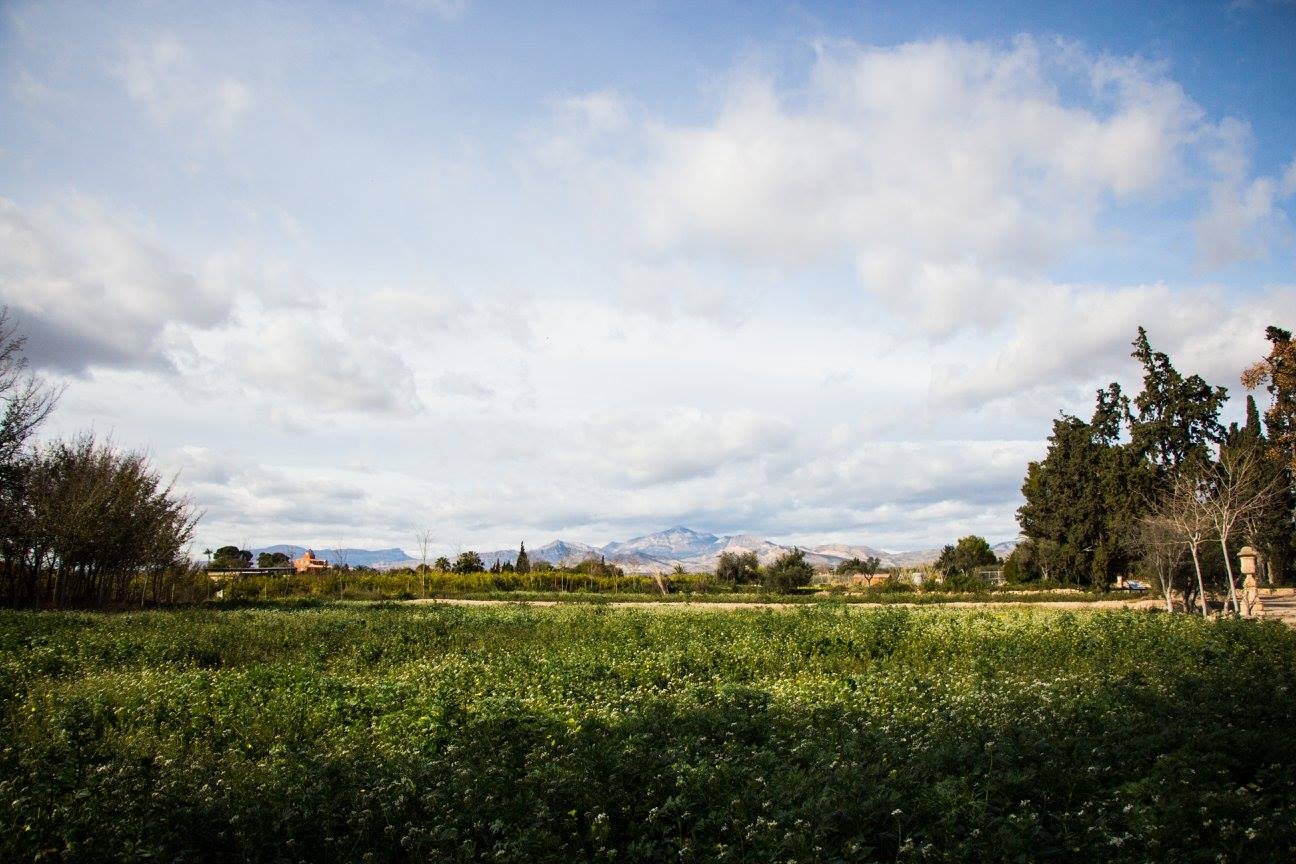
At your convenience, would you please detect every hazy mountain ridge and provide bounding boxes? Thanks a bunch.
[251,545,415,567]
[255,529,1018,573]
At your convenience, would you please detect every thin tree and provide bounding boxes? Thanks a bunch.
[1205,442,1282,614]
[416,528,434,597]
[1150,469,1213,617]
[1134,515,1187,613]
[0,308,62,470]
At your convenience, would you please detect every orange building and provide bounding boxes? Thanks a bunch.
[293,549,329,573]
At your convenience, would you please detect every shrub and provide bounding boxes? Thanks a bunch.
[762,548,815,593]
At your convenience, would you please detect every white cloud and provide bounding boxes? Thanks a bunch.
[561,91,629,132]
[0,196,233,372]
[432,371,493,399]
[928,282,1292,407]
[540,36,1288,338]
[233,320,422,416]
[584,408,794,486]
[351,289,473,341]
[117,34,253,134]
[625,38,1200,273]
[1195,128,1296,266]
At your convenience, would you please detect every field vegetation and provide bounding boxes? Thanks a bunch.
[3,604,1294,862]
[210,565,1121,606]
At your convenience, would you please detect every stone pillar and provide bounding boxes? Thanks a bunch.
[1239,547,1261,617]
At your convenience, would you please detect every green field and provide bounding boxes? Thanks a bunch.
[3,604,1294,863]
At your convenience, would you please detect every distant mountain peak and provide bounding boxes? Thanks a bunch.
[254,528,954,575]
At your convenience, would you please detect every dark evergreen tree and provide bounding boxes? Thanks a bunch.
[515,541,530,574]
[1225,395,1294,583]
[1018,329,1225,588]
[1017,407,1148,588]
[1127,326,1227,477]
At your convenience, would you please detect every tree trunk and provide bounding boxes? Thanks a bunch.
[1219,538,1240,616]
[1189,544,1208,617]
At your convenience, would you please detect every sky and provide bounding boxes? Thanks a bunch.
[2,0,1294,557]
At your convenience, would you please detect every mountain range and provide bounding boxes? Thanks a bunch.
[255,530,1019,574]
[250,545,416,568]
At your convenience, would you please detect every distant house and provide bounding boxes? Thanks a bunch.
[293,550,329,573]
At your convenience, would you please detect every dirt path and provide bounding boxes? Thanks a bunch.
[407,596,1166,613]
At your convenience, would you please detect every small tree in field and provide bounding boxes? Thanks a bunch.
[515,542,530,574]
[715,551,759,587]
[416,529,434,596]
[836,556,881,577]
[453,551,485,574]
[935,536,998,580]
[763,548,814,594]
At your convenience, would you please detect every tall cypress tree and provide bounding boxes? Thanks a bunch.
[515,541,530,574]
[1019,328,1222,588]
[1018,400,1149,588]
[1128,327,1227,478]
[1225,394,1295,583]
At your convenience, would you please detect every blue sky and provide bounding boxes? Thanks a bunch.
[2,0,1294,555]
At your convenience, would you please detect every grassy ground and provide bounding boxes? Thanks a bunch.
[2,604,1294,862]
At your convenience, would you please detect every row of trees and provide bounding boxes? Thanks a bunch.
[0,311,200,608]
[414,545,817,594]
[1014,325,1294,613]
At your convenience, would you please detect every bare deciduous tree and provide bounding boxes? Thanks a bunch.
[1134,516,1187,613]
[1146,470,1213,617]
[1204,443,1282,615]
[0,308,61,471]
[416,528,434,597]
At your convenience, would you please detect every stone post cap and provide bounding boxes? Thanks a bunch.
[1238,546,1258,558]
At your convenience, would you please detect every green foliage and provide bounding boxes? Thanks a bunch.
[934,536,997,580]
[714,550,760,586]
[515,541,531,574]
[2,606,1294,862]
[835,556,881,576]
[1128,326,1227,474]
[453,551,486,574]
[762,548,814,593]
[572,556,623,578]
[2,433,199,607]
[213,545,253,569]
[256,551,290,569]
[1018,328,1230,588]
[433,556,451,572]
[1227,395,1295,583]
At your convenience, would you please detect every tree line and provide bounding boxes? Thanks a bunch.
[1011,325,1294,613]
[415,544,819,594]
[0,310,200,608]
